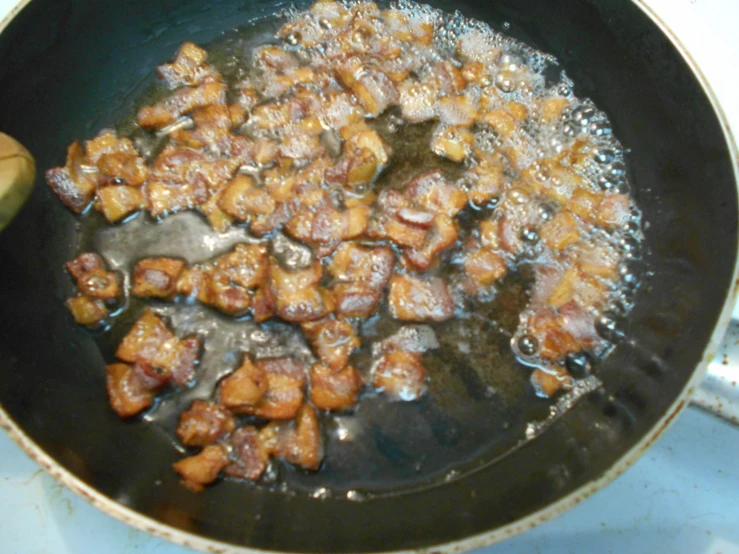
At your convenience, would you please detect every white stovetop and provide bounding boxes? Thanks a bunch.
[1,0,739,553]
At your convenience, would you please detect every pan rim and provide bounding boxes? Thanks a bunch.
[0,0,737,553]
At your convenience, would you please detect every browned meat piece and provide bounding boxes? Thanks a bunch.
[170,104,236,150]
[172,444,229,492]
[176,400,236,447]
[96,152,147,187]
[336,57,398,117]
[285,205,370,256]
[137,81,228,130]
[463,247,507,288]
[531,366,574,398]
[225,426,270,480]
[596,193,631,229]
[250,358,308,420]
[84,130,138,163]
[66,296,108,327]
[331,283,382,319]
[151,336,201,386]
[372,351,427,401]
[214,244,269,290]
[157,41,221,89]
[269,260,333,323]
[217,175,276,223]
[261,404,323,470]
[46,142,96,213]
[404,214,459,270]
[388,274,454,322]
[301,318,360,371]
[96,185,145,223]
[431,124,475,162]
[115,309,175,364]
[150,145,237,190]
[525,309,583,361]
[132,257,186,300]
[105,363,155,418]
[327,243,395,290]
[66,252,104,280]
[405,170,468,218]
[541,211,580,251]
[203,271,253,316]
[252,285,276,323]
[383,217,428,249]
[147,182,197,218]
[76,268,120,300]
[568,188,603,223]
[310,363,363,411]
[219,355,268,413]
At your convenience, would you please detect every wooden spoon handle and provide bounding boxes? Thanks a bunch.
[0,133,35,231]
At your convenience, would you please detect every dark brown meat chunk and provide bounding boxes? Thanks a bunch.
[176,400,236,447]
[225,426,270,481]
[105,363,155,418]
[388,274,454,322]
[219,355,269,413]
[66,296,108,327]
[151,336,201,386]
[372,351,427,401]
[115,309,175,364]
[46,142,96,213]
[132,257,187,300]
[301,318,360,371]
[310,363,364,411]
[172,444,229,493]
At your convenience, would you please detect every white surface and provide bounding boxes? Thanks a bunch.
[1,0,739,553]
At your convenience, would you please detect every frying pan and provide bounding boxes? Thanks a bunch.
[0,0,737,552]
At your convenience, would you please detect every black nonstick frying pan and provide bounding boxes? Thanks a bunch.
[0,0,737,552]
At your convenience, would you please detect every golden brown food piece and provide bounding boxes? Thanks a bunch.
[301,318,360,371]
[372,351,427,401]
[251,358,308,420]
[214,244,269,290]
[431,124,474,162]
[46,142,97,213]
[172,444,230,492]
[66,296,108,327]
[526,309,583,361]
[531,366,574,398]
[96,152,148,187]
[218,175,276,222]
[137,81,228,130]
[540,97,570,123]
[331,283,382,319]
[219,355,269,413]
[203,271,253,316]
[170,104,236,150]
[463,247,508,288]
[132,257,187,300]
[66,252,104,280]
[327,243,395,289]
[261,404,323,470]
[151,336,201,386]
[76,268,121,300]
[596,193,631,229]
[105,363,155,418]
[388,274,454,322]
[252,285,276,323]
[405,170,468,218]
[96,185,145,223]
[115,309,175,364]
[225,426,270,481]
[541,211,580,251]
[310,363,364,411]
[568,188,603,223]
[269,260,333,323]
[176,400,236,447]
[157,41,221,89]
[404,214,459,270]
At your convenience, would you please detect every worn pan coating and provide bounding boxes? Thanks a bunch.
[0,0,737,552]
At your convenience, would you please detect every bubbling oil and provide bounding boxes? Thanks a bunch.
[81,0,644,497]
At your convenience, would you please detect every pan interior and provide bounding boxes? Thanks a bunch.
[0,0,735,551]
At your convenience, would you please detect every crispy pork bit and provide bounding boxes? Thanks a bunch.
[137,81,228,130]
[405,170,468,218]
[225,426,270,480]
[105,363,155,418]
[46,142,96,213]
[388,274,454,322]
[262,404,323,470]
[302,318,360,371]
[96,185,145,223]
[77,268,121,300]
[177,400,236,447]
[172,444,230,492]
[463,247,508,288]
[372,351,427,401]
[310,363,364,411]
[66,296,108,327]
[157,41,221,89]
[133,257,187,300]
[219,355,269,413]
[214,244,269,289]
[531,366,574,398]
[251,358,308,420]
[269,260,333,323]
[115,309,175,364]
[151,336,201,386]
[66,252,104,280]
